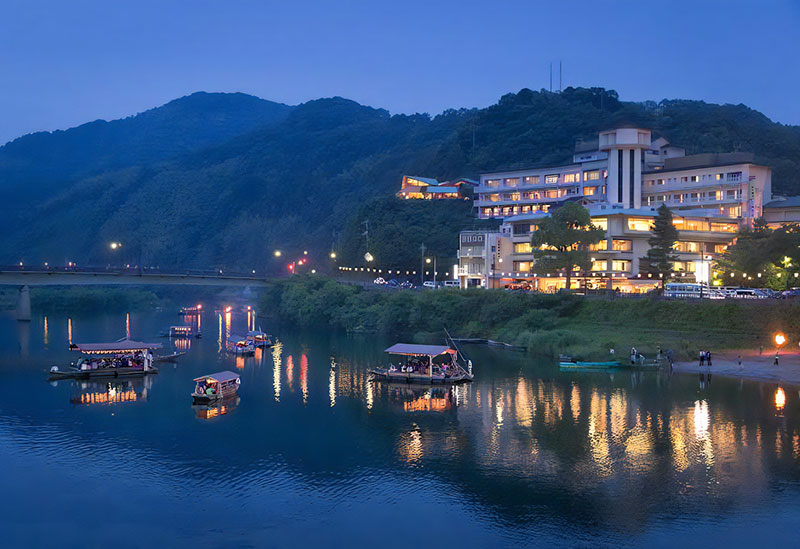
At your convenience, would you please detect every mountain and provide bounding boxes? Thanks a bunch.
[0,91,292,192]
[2,87,800,271]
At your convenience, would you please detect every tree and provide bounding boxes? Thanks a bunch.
[530,202,605,291]
[716,220,800,289]
[642,204,679,283]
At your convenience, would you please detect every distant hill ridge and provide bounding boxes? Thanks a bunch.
[1,86,798,270]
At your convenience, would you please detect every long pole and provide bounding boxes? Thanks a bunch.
[420,243,426,286]
[433,257,437,288]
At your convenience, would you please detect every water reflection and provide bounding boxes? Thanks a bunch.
[6,312,800,545]
[43,316,49,347]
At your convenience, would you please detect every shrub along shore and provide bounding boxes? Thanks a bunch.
[260,276,800,360]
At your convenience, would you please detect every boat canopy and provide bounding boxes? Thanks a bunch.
[170,325,192,331]
[229,334,249,343]
[384,343,456,356]
[247,330,267,337]
[70,339,162,354]
[194,371,240,383]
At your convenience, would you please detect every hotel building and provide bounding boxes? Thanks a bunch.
[459,128,775,291]
[397,175,476,200]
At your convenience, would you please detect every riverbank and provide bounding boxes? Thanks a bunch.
[260,276,800,360]
[673,349,800,386]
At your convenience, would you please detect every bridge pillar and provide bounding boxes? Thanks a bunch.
[16,285,31,322]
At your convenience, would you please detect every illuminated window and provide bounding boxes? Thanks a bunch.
[545,190,559,198]
[657,179,665,185]
[612,239,632,251]
[486,179,501,187]
[710,222,738,232]
[611,260,630,272]
[514,242,532,254]
[716,173,723,180]
[545,174,559,184]
[728,206,742,217]
[726,189,740,199]
[628,218,653,231]
[674,219,709,231]
[521,205,531,213]
[563,173,580,183]
[523,175,540,185]
[583,186,597,196]
[589,240,608,251]
[584,170,600,181]
[489,194,500,202]
[510,192,521,201]
[674,241,701,253]
[592,217,608,230]
[513,261,531,272]
[504,178,519,187]
[690,175,699,182]
[591,260,607,271]
[714,190,723,200]
[714,244,728,253]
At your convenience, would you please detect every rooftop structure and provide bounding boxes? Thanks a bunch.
[397,175,476,200]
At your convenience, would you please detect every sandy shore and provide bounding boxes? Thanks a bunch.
[673,348,800,386]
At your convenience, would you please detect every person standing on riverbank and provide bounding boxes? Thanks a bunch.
[775,352,780,367]
[738,355,743,370]
[707,351,712,367]
[699,350,705,367]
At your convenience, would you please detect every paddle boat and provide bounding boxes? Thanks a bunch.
[192,371,241,404]
[369,343,474,384]
[49,339,161,380]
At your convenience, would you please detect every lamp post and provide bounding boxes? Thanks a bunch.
[426,256,437,288]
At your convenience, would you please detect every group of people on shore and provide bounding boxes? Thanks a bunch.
[699,350,713,367]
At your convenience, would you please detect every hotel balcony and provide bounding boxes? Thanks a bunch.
[458,249,486,259]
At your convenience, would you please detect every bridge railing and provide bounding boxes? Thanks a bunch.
[1,265,271,280]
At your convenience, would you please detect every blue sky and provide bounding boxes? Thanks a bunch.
[1,0,799,144]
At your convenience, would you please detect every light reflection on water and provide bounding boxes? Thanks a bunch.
[2,310,800,546]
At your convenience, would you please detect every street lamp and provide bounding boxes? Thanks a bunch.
[425,257,437,287]
[274,250,282,257]
[330,252,337,259]
[364,252,374,262]
[109,241,122,250]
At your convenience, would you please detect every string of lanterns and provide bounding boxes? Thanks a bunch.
[338,266,452,277]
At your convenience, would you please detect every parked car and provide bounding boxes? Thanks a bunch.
[386,279,399,287]
[731,288,769,299]
[422,281,437,289]
[373,277,386,285]
[442,280,460,288]
[780,288,800,299]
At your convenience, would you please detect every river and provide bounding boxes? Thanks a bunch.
[1,307,799,547]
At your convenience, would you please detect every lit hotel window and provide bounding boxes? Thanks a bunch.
[584,170,600,181]
[545,174,559,184]
[505,178,519,187]
[592,218,608,230]
[589,240,608,251]
[583,186,597,196]
[523,175,540,185]
[711,222,738,232]
[514,243,533,253]
[612,239,632,251]
[591,260,607,271]
[627,218,652,231]
[486,179,500,187]
[563,173,579,183]
[716,173,723,180]
[611,260,630,272]
[510,192,521,201]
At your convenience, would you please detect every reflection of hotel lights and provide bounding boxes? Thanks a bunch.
[403,396,450,412]
[75,389,139,405]
[329,367,336,407]
[300,350,308,404]
[693,400,710,439]
[43,316,49,346]
[272,343,282,402]
[68,318,73,346]
[776,387,786,412]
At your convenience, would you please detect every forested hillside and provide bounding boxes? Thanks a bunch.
[1,86,799,271]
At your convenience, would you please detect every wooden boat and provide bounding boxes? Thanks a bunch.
[246,330,272,348]
[368,343,474,384]
[192,371,240,404]
[179,304,203,316]
[163,325,202,339]
[153,351,187,363]
[225,336,255,356]
[49,339,161,380]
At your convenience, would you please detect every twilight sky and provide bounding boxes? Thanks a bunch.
[1,0,799,145]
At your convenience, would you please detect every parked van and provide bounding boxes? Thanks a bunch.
[732,288,769,299]
[442,280,460,288]
[422,281,437,289]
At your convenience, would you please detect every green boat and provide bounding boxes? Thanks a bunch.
[559,360,621,369]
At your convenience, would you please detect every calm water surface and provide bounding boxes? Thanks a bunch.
[2,308,800,547]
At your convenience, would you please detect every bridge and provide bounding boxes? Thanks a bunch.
[1,267,272,321]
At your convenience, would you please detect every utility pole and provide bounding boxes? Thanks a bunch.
[362,220,370,253]
[420,243,426,286]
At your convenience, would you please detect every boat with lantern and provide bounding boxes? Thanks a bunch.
[192,371,241,404]
[368,343,474,384]
[161,325,202,339]
[246,330,272,348]
[49,339,161,380]
[179,304,203,316]
[225,335,256,355]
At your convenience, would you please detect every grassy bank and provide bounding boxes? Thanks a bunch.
[260,276,800,360]
[28,286,163,313]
